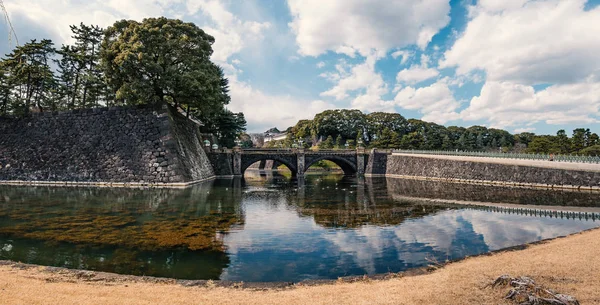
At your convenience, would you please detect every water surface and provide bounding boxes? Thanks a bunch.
[1,171,599,282]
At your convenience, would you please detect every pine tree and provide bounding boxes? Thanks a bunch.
[58,23,105,109]
[1,39,57,115]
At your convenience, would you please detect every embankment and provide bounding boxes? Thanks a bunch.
[366,151,600,190]
[0,104,214,186]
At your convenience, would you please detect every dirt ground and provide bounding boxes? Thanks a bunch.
[1,228,600,305]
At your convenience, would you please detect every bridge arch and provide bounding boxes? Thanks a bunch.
[240,154,298,177]
[304,155,357,175]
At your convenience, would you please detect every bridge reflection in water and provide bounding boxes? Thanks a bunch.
[0,173,599,282]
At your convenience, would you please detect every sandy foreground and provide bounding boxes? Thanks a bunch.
[1,229,600,305]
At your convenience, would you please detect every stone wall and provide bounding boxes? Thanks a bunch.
[384,154,600,189]
[208,151,233,177]
[0,104,214,184]
[365,149,388,176]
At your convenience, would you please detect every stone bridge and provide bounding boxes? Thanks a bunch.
[209,148,367,177]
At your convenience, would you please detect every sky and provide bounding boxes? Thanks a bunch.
[1,0,599,134]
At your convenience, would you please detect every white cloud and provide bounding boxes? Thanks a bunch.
[187,0,271,63]
[5,0,151,45]
[316,61,326,69]
[351,94,396,113]
[287,0,451,57]
[475,0,529,13]
[227,75,334,131]
[391,50,414,65]
[394,80,460,124]
[440,0,600,85]
[460,81,600,129]
[5,0,270,65]
[396,66,439,85]
[514,127,536,133]
[320,54,388,101]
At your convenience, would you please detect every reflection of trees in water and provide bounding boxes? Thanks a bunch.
[286,175,600,229]
[381,177,600,207]
[0,183,246,279]
[289,175,451,228]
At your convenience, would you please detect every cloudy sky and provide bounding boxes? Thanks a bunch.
[2,0,600,133]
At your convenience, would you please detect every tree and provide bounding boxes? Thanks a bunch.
[589,133,599,146]
[239,133,253,148]
[400,132,424,149]
[335,135,343,149]
[555,130,571,154]
[200,109,246,148]
[370,127,400,148]
[579,145,600,156]
[1,39,57,115]
[441,135,453,150]
[319,135,334,149]
[69,23,105,108]
[312,109,365,141]
[0,66,12,115]
[514,132,536,146]
[291,119,313,144]
[101,17,228,118]
[571,128,587,152]
[365,112,407,143]
[527,136,553,154]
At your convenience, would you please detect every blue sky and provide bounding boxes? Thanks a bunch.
[1,0,599,134]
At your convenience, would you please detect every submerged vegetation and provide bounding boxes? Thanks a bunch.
[0,212,240,252]
[0,185,244,252]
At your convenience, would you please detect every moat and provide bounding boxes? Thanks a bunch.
[1,171,599,282]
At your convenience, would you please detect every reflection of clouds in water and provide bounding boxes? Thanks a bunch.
[224,196,323,255]
[323,226,390,274]
[394,211,462,255]
[222,194,600,281]
[394,210,599,256]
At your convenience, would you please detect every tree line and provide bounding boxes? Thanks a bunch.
[263,109,600,156]
[0,18,246,148]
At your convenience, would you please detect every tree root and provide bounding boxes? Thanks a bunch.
[489,275,579,305]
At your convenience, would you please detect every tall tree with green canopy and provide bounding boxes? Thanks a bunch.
[1,39,57,115]
[571,128,587,152]
[365,112,407,142]
[199,109,247,148]
[555,130,571,154]
[100,17,229,117]
[312,109,365,141]
[70,23,105,108]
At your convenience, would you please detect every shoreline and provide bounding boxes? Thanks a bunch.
[1,227,600,304]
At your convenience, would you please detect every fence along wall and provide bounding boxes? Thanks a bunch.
[0,104,215,185]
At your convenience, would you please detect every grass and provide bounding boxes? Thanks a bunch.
[1,227,600,304]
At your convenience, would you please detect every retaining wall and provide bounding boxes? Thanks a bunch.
[380,154,600,190]
[0,104,214,185]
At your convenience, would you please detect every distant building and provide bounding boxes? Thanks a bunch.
[264,132,287,142]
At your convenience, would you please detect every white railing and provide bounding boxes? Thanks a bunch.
[391,149,600,164]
